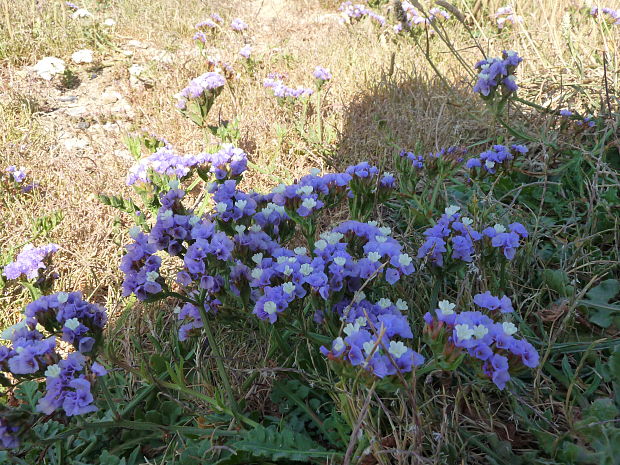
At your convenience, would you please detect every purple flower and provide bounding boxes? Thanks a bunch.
[0,418,20,449]
[175,72,226,110]
[473,51,521,97]
[5,165,27,183]
[313,66,332,81]
[63,378,97,416]
[231,18,248,31]
[239,44,252,59]
[3,244,59,280]
[264,77,314,99]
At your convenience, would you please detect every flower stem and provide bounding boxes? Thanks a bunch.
[196,303,239,418]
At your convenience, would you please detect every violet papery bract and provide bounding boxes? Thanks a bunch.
[591,6,620,25]
[321,298,424,378]
[37,352,104,417]
[473,50,522,98]
[230,18,248,31]
[0,293,108,448]
[417,206,481,266]
[126,145,195,185]
[5,165,27,183]
[424,297,539,390]
[417,206,527,265]
[0,416,20,449]
[399,1,450,28]
[3,243,59,281]
[313,66,332,81]
[465,144,527,175]
[338,1,386,25]
[250,220,415,323]
[239,44,252,59]
[264,77,314,99]
[493,5,523,29]
[175,72,226,125]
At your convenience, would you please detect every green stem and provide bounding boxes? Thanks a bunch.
[196,302,239,417]
[317,90,323,144]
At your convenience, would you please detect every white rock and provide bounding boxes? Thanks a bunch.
[71,49,93,64]
[126,40,147,48]
[64,106,88,118]
[128,64,145,76]
[62,137,90,151]
[103,18,116,26]
[100,88,122,104]
[33,57,66,80]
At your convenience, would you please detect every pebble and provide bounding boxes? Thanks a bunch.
[59,95,78,102]
[76,121,90,129]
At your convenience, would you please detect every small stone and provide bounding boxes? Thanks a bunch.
[76,121,90,129]
[100,89,122,104]
[62,137,90,151]
[64,106,88,118]
[59,95,78,102]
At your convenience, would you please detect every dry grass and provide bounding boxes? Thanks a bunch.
[1,0,618,322]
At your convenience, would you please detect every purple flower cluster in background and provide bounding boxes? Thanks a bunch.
[465,144,527,174]
[338,1,386,25]
[5,166,27,183]
[175,71,226,110]
[3,244,59,281]
[591,6,620,25]
[0,417,19,449]
[473,50,522,97]
[424,295,539,389]
[264,76,314,99]
[417,205,528,264]
[399,146,467,170]
[400,1,450,28]
[493,6,523,29]
[321,297,424,378]
[239,44,252,59]
[559,109,596,128]
[126,143,248,186]
[230,18,248,31]
[313,66,332,82]
[127,146,194,185]
[0,292,108,447]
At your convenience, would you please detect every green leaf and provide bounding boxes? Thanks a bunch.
[578,279,620,328]
[14,380,42,411]
[541,269,575,297]
[98,194,140,215]
[232,425,341,462]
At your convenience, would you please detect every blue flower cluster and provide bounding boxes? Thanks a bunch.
[321,297,424,377]
[120,228,163,300]
[417,205,528,264]
[0,292,107,448]
[126,143,248,186]
[250,220,415,323]
[175,72,226,111]
[591,6,620,25]
[473,51,522,97]
[0,417,19,449]
[399,146,467,170]
[5,166,26,183]
[264,76,314,99]
[338,2,386,25]
[3,243,59,281]
[465,144,528,174]
[231,18,248,31]
[423,294,539,389]
[400,1,450,28]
